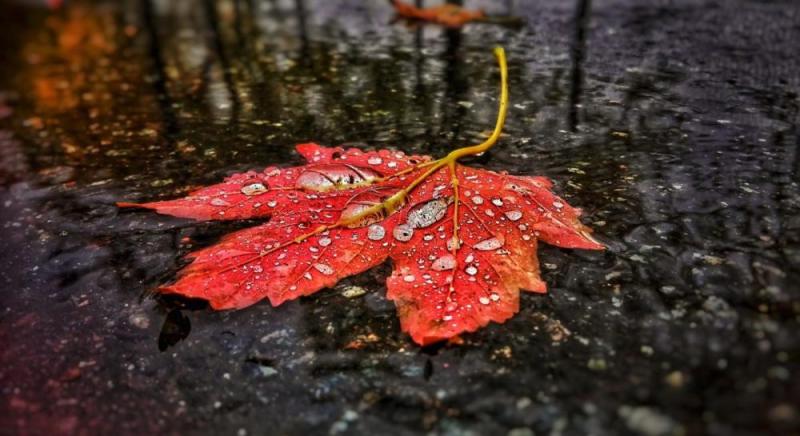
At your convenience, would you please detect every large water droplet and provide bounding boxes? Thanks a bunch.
[447,236,460,251]
[241,183,268,196]
[465,265,478,276]
[403,274,415,283]
[432,255,456,271]
[474,237,503,251]
[295,164,381,192]
[479,296,490,305]
[471,196,484,205]
[491,198,503,207]
[341,202,383,228]
[314,263,334,275]
[393,224,414,242]
[407,198,449,229]
[505,210,523,221]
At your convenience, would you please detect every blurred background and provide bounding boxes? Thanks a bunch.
[0,0,798,435]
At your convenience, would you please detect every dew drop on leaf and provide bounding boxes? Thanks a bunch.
[432,254,456,271]
[393,224,414,242]
[295,164,381,191]
[211,198,231,207]
[474,237,503,251]
[505,210,523,221]
[367,224,386,241]
[240,183,268,196]
[314,263,334,275]
[341,202,384,228]
[407,198,449,229]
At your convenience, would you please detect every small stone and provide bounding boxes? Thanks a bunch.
[341,286,367,298]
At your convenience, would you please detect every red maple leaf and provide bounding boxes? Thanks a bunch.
[392,0,487,28]
[118,48,603,345]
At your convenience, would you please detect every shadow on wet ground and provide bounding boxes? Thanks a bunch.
[0,0,798,434]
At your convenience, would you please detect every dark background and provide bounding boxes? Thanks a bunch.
[0,0,798,435]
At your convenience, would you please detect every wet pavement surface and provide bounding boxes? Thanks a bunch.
[1,0,799,435]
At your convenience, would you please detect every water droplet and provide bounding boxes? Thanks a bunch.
[267,200,277,208]
[211,198,231,207]
[443,315,453,321]
[387,161,397,168]
[491,198,503,207]
[471,196,484,205]
[465,254,474,263]
[479,297,490,305]
[403,274,415,283]
[465,265,478,276]
[341,201,384,228]
[485,209,495,217]
[447,236,460,251]
[432,255,456,271]
[252,265,263,273]
[505,210,523,221]
[303,272,313,280]
[407,198,449,229]
[318,237,332,247]
[367,156,383,165]
[490,293,500,301]
[393,224,414,242]
[423,234,434,241]
[314,263,334,275]
[553,201,564,209]
[367,224,385,241]
[241,183,268,196]
[295,164,381,191]
[474,237,503,251]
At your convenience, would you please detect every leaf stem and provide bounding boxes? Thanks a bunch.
[289,47,508,239]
